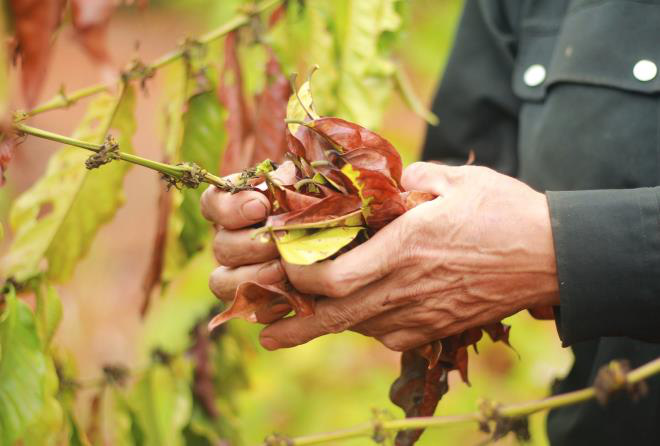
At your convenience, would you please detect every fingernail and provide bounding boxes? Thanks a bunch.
[240,198,267,221]
[257,261,283,284]
[260,335,280,350]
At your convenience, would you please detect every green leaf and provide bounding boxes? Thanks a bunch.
[4,86,137,282]
[274,226,363,265]
[305,2,339,114]
[179,90,226,257]
[141,248,219,358]
[35,282,62,345]
[333,0,402,128]
[0,288,47,445]
[129,359,193,446]
[20,356,64,446]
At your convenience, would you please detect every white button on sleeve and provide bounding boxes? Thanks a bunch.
[633,60,657,82]
[523,64,547,87]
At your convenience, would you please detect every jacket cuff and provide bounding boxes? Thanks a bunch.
[546,188,660,346]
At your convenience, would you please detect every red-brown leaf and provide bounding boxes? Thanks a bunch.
[208,281,314,331]
[218,31,254,175]
[10,0,66,106]
[309,117,403,185]
[250,48,291,165]
[266,194,361,229]
[139,184,171,316]
[346,166,407,229]
[0,128,17,186]
[71,0,115,66]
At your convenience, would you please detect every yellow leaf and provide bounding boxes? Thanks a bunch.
[275,226,362,265]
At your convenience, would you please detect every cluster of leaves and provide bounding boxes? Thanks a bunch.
[208,73,515,446]
[0,0,423,444]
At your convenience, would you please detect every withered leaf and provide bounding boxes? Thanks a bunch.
[71,0,114,67]
[10,0,67,106]
[266,194,361,229]
[218,30,253,175]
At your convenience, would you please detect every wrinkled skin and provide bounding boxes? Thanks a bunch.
[201,162,560,351]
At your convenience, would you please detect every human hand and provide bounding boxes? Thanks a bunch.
[259,162,560,351]
[201,176,288,323]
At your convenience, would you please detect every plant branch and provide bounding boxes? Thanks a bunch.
[18,0,283,118]
[263,357,660,446]
[13,122,243,191]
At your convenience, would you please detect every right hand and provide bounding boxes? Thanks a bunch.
[201,185,287,322]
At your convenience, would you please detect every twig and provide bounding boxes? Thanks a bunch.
[17,0,283,118]
[13,122,247,192]
[263,357,660,446]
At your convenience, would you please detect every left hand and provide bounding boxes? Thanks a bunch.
[258,162,560,352]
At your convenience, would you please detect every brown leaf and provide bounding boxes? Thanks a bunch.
[71,0,115,66]
[0,126,18,186]
[309,117,403,185]
[271,186,323,213]
[266,194,361,229]
[190,323,218,418]
[10,0,66,106]
[390,351,450,446]
[218,31,253,175]
[139,184,171,316]
[208,281,314,331]
[250,48,291,165]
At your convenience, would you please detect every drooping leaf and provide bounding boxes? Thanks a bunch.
[35,282,62,345]
[251,48,292,164]
[71,0,115,68]
[129,359,193,446]
[274,226,362,266]
[179,90,226,257]
[9,0,66,106]
[141,184,171,316]
[333,0,402,129]
[3,85,137,282]
[0,288,47,445]
[141,248,218,357]
[218,31,253,176]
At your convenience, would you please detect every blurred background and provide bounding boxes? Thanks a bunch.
[2,0,572,444]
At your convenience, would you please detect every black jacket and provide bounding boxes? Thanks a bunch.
[422,0,660,444]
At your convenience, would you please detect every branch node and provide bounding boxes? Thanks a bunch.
[101,363,130,387]
[263,433,293,446]
[161,162,207,190]
[85,135,120,169]
[121,58,156,92]
[478,399,530,442]
[370,409,394,444]
[594,360,649,405]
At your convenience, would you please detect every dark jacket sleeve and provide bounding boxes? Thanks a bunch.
[421,0,521,176]
[547,188,660,345]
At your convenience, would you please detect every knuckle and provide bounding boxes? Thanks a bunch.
[319,306,353,334]
[208,268,232,301]
[213,232,236,267]
[322,264,354,298]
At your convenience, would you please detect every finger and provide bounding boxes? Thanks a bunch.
[259,281,403,350]
[400,161,459,196]
[282,217,402,298]
[376,329,431,352]
[352,305,426,337]
[213,227,279,267]
[201,187,270,229]
[255,299,292,324]
[209,260,284,301]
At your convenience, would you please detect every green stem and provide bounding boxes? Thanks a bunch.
[20,0,283,118]
[13,122,234,189]
[265,357,660,446]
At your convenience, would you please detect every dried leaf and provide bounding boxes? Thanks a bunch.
[266,194,361,229]
[10,0,66,106]
[309,117,403,184]
[218,31,253,175]
[274,227,363,266]
[71,0,115,67]
[250,48,291,165]
[140,181,172,316]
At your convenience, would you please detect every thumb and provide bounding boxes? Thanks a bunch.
[400,161,459,197]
